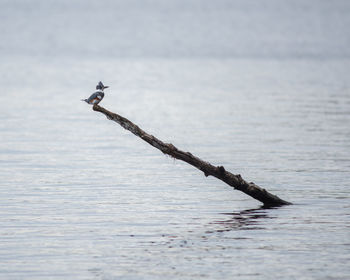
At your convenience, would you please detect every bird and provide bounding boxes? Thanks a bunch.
[82,81,109,105]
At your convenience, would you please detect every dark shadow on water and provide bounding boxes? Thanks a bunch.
[208,206,277,232]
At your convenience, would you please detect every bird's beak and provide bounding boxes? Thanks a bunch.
[104,86,109,89]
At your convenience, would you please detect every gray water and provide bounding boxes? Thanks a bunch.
[1,0,350,279]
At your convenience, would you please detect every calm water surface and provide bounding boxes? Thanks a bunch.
[0,1,350,279]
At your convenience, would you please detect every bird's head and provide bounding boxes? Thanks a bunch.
[96,81,109,91]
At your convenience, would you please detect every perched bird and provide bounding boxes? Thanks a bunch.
[82,81,109,105]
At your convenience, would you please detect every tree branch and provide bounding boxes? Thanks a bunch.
[92,104,291,207]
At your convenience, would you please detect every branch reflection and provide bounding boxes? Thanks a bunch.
[210,207,276,232]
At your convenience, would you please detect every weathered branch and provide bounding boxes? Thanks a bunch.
[92,104,291,207]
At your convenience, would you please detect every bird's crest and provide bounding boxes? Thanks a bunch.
[96,81,105,90]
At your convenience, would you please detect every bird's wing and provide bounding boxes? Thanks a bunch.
[86,92,99,102]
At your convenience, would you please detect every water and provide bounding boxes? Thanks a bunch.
[1,1,350,279]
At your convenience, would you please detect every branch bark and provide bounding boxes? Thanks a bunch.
[92,104,291,207]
